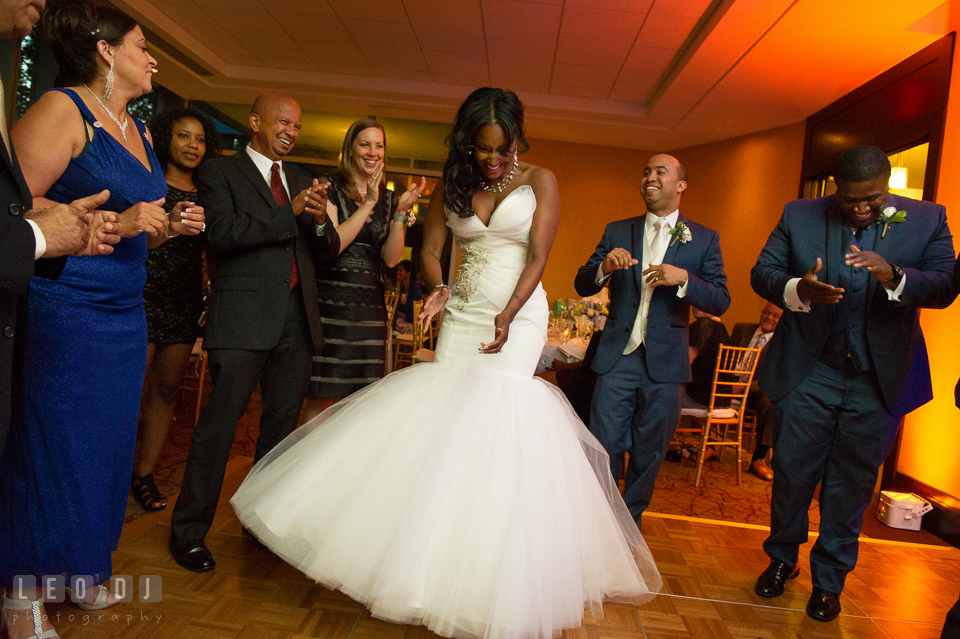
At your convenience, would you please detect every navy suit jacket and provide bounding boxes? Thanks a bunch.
[575,213,730,381]
[750,193,956,417]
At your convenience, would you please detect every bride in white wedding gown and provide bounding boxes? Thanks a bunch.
[231,88,660,639]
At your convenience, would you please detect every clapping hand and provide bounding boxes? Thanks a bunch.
[168,201,205,236]
[365,161,384,206]
[27,189,114,257]
[119,198,167,237]
[797,257,844,304]
[395,177,426,225]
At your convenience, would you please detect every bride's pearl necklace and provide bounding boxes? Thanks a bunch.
[480,154,519,193]
[83,84,128,142]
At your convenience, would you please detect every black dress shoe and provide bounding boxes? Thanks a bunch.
[755,559,799,598]
[806,587,841,622]
[169,535,216,572]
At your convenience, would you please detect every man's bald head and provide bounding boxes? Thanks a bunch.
[249,92,302,161]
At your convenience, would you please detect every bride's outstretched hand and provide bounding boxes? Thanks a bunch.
[419,285,451,328]
[479,312,511,353]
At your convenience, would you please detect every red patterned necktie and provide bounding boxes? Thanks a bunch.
[270,162,298,289]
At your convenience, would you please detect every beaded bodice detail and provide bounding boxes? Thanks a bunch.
[445,185,538,315]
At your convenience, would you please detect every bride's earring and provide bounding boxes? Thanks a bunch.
[104,61,115,100]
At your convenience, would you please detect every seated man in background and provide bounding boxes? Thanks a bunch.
[728,302,782,481]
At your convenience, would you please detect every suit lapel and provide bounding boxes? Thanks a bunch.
[0,140,31,205]
[662,213,686,266]
[632,214,645,296]
[235,149,278,206]
[824,198,843,288]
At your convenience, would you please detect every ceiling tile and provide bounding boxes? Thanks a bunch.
[608,70,661,102]
[297,39,373,75]
[263,0,336,16]
[413,25,486,55]
[637,15,700,50]
[342,18,421,50]
[368,66,433,81]
[621,45,679,74]
[649,0,714,20]
[555,37,631,68]
[274,12,353,43]
[549,83,609,99]
[195,0,262,12]
[153,0,260,65]
[559,6,646,44]
[481,0,562,38]
[326,0,408,22]
[491,70,549,93]
[564,0,654,13]
[551,63,618,90]
[403,0,482,27]
[425,51,487,77]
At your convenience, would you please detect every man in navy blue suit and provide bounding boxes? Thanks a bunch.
[575,153,730,530]
[751,146,956,622]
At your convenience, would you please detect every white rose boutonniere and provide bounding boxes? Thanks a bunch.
[876,205,907,239]
[669,221,692,246]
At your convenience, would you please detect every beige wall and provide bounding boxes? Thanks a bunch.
[897,10,960,500]
[522,138,656,303]
[525,121,806,329]
[669,121,807,327]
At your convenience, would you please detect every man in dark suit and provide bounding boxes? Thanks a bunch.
[728,301,782,481]
[750,146,955,621]
[0,0,119,457]
[575,153,730,529]
[170,92,340,572]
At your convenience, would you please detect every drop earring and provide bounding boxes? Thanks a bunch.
[103,61,115,100]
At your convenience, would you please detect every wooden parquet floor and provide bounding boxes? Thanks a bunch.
[42,458,958,639]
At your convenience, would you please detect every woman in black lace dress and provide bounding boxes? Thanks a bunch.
[305,119,424,414]
[132,107,221,511]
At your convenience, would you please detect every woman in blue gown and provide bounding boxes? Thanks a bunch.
[0,3,204,638]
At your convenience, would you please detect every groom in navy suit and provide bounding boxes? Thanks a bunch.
[575,153,730,529]
[750,146,956,622]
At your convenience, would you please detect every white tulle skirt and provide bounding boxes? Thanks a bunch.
[231,301,660,639]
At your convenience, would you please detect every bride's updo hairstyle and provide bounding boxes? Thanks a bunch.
[444,87,529,218]
[41,0,138,87]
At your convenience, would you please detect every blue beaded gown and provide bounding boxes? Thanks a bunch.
[0,88,167,585]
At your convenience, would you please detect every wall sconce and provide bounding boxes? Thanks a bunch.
[889,167,907,189]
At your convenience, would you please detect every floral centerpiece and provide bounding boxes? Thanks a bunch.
[571,296,608,332]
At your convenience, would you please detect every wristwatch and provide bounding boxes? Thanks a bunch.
[886,263,904,288]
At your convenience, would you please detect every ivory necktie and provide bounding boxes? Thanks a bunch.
[270,162,298,289]
[649,218,669,265]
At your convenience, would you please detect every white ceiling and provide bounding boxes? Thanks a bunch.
[116,0,953,151]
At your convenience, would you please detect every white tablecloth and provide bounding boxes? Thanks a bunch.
[537,338,589,373]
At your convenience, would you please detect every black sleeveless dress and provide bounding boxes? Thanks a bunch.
[311,179,397,398]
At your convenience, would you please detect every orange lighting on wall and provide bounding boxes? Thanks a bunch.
[889,166,908,188]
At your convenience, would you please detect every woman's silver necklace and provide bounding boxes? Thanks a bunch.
[480,154,519,193]
[83,84,128,141]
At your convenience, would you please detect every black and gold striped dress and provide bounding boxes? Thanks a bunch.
[311,179,397,399]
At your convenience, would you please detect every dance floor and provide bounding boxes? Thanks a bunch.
[46,456,957,638]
